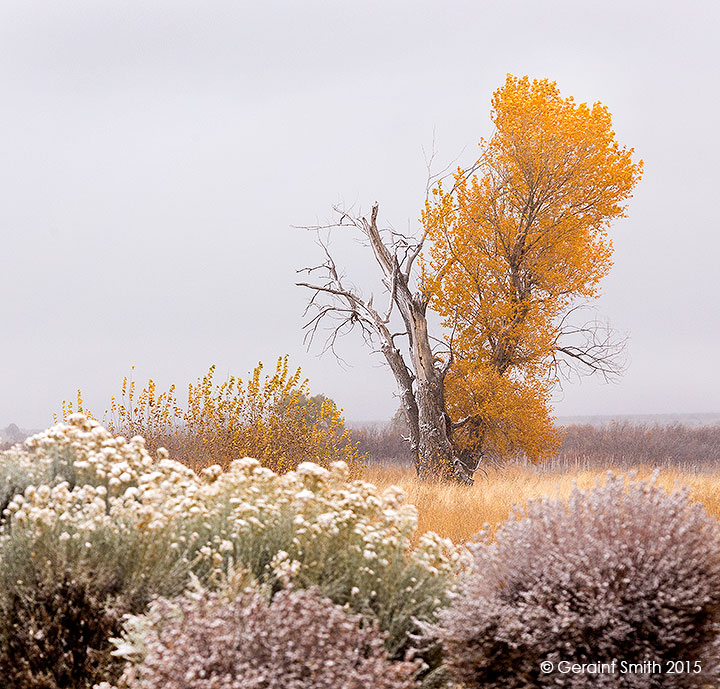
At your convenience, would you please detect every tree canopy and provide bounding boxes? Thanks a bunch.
[420,75,643,464]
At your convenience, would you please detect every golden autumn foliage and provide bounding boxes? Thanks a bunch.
[421,75,643,463]
[56,356,365,475]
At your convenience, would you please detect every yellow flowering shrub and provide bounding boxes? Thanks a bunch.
[56,356,364,474]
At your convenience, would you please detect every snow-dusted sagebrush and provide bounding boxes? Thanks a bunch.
[188,453,460,664]
[99,586,420,689]
[0,416,204,688]
[425,473,720,689]
[0,415,459,687]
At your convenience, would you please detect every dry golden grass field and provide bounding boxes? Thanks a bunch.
[364,464,720,545]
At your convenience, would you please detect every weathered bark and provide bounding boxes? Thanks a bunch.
[359,205,470,482]
[298,203,478,484]
[380,340,420,461]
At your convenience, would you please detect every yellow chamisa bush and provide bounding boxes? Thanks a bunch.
[56,356,365,474]
[0,416,459,688]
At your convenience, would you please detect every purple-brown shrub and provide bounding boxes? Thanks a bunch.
[426,473,720,688]
[0,565,133,689]
[106,586,419,689]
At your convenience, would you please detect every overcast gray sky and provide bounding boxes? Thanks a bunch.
[2,0,719,429]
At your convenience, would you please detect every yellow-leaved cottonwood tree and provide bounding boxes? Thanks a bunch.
[298,75,643,483]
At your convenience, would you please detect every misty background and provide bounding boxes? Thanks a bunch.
[1,0,719,431]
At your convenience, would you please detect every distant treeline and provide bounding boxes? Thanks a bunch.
[4,420,720,472]
[0,424,31,451]
[350,421,720,472]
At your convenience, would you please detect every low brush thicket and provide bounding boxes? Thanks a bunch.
[426,474,720,689]
[3,416,720,687]
[357,418,720,470]
[553,422,720,471]
[98,586,419,689]
[0,416,457,688]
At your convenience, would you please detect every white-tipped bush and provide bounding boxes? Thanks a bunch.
[103,586,419,689]
[0,417,203,600]
[427,473,720,688]
[189,456,459,663]
[1,416,458,685]
[0,417,200,688]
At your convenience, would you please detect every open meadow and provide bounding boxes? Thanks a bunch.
[365,463,720,545]
[356,419,720,543]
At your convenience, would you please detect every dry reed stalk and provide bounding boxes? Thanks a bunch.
[362,464,720,544]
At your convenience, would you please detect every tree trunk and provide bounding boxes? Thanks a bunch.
[386,340,470,483]
[414,381,457,481]
[298,203,479,484]
[404,302,458,481]
[362,209,474,483]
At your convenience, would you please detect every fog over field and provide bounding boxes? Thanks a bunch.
[1,0,719,429]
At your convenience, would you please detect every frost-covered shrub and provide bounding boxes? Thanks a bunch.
[426,473,720,688]
[0,565,130,689]
[0,418,203,600]
[0,449,41,517]
[0,417,205,688]
[0,415,459,684]
[102,586,419,689]
[1,414,153,500]
[188,456,460,664]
